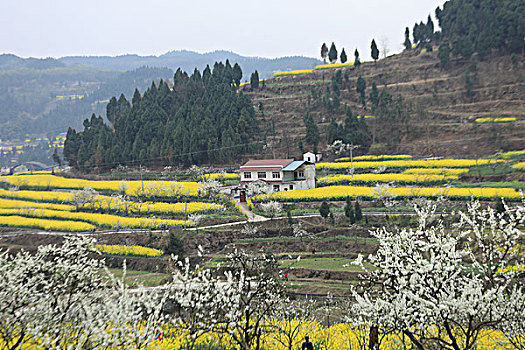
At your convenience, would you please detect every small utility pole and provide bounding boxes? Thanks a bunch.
[140,164,144,192]
[349,144,360,178]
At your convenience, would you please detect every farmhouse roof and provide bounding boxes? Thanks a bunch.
[240,159,294,170]
[282,160,306,171]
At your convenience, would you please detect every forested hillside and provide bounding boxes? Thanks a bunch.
[0,51,321,142]
[0,66,173,139]
[242,0,525,160]
[64,61,258,171]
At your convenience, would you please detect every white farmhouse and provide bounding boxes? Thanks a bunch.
[240,155,316,194]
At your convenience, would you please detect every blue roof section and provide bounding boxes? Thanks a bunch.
[282,160,305,171]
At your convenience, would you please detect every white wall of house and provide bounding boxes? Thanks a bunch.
[241,170,281,182]
[240,161,316,194]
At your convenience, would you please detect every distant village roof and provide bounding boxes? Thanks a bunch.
[240,159,294,171]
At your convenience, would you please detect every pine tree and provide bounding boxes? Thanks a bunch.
[369,82,379,112]
[438,43,451,69]
[495,197,505,214]
[356,76,367,107]
[404,27,412,51]
[303,113,320,152]
[250,71,260,89]
[371,39,379,62]
[52,148,62,167]
[232,63,243,87]
[340,48,348,63]
[345,197,355,224]
[319,201,330,220]
[321,43,328,62]
[354,49,361,68]
[354,200,362,222]
[328,42,338,64]
[165,230,184,258]
[426,15,434,41]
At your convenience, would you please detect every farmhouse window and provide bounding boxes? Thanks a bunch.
[273,185,280,192]
[272,172,280,179]
[244,172,251,179]
[257,172,266,179]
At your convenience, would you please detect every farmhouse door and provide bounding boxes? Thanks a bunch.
[240,190,246,203]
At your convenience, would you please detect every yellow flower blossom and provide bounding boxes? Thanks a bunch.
[0,208,188,229]
[273,69,313,77]
[318,173,458,185]
[0,215,94,232]
[95,244,163,257]
[475,117,516,123]
[316,158,504,171]
[254,185,521,202]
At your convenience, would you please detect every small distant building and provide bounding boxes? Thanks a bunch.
[239,154,316,194]
[302,152,322,163]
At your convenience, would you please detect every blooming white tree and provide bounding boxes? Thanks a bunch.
[349,200,525,350]
[260,200,283,219]
[370,183,397,207]
[188,213,204,229]
[0,236,167,350]
[118,181,130,195]
[241,224,258,240]
[0,236,105,350]
[70,187,98,211]
[215,250,284,350]
[198,178,222,198]
[292,222,315,241]
[269,298,316,350]
[246,180,270,197]
[167,252,240,350]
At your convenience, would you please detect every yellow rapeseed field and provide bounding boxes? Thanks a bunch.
[0,215,95,232]
[2,175,200,196]
[95,244,164,257]
[499,149,525,159]
[0,208,188,229]
[318,173,458,185]
[315,62,354,70]
[0,198,74,211]
[0,188,72,203]
[273,69,313,77]
[5,321,514,349]
[254,185,521,202]
[316,158,504,171]
[0,189,223,216]
[201,173,240,180]
[335,154,413,162]
[475,117,516,123]
[513,162,525,171]
[402,168,470,175]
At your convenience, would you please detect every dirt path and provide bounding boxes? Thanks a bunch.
[236,200,266,222]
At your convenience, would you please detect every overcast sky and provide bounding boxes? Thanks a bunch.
[0,0,447,60]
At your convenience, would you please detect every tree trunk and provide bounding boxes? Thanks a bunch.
[369,326,379,350]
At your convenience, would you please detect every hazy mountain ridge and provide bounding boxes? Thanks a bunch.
[57,50,323,80]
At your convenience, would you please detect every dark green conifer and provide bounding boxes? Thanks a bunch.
[371,39,379,62]
[340,48,348,63]
[328,42,338,64]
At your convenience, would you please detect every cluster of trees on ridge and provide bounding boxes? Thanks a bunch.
[64,61,258,172]
[321,0,523,69]
[404,0,524,66]
[320,42,378,66]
